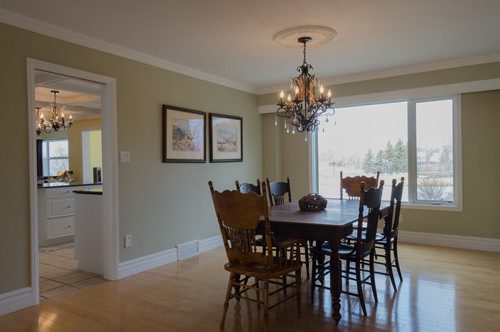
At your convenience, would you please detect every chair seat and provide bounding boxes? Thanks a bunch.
[224,260,301,279]
[352,221,367,229]
[310,243,356,258]
[254,234,301,248]
[347,231,387,242]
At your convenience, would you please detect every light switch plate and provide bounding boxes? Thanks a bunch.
[120,151,130,163]
[124,234,133,248]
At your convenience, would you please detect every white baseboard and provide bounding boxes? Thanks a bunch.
[199,235,223,253]
[0,287,34,316]
[117,234,224,279]
[117,248,177,279]
[399,230,500,252]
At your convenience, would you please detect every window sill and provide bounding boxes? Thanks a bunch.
[402,203,462,212]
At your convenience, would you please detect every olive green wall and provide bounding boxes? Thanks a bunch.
[0,22,261,294]
[260,69,500,240]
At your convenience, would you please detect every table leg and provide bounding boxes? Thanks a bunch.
[330,239,342,324]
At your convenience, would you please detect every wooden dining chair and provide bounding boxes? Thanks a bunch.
[372,177,404,291]
[311,180,384,316]
[208,181,302,329]
[265,177,291,206]
[235,179,261,195]
[340,171,380,199]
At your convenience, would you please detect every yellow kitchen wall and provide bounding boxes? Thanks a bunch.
[38,130,68,141]
[259,67,500,240]
[89,130,102,172]
[68,118,101,182]
[0,22,261,294]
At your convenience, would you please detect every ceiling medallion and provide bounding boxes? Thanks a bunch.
[272,25,337,48]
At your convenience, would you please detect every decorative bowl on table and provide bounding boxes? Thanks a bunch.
[298,193,327,211]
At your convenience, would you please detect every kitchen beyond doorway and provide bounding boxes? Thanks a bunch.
[39,242,106,300]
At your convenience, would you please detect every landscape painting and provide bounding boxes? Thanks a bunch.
[209,113,242,162]
[163,105,206,163]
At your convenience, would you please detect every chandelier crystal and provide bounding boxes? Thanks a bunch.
[276,36,335,135]
[36,90,73,136]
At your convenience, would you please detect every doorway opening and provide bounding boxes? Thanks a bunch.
[27,59,118,305]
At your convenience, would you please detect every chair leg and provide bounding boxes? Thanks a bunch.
[355,261,367,316]
[318,253,326,285]
[393,239,403,282]
[385,244,397,291]
[264,279,270,317]
[295,269,301,314]
[280,248,288,296]
[369,250,378,302]
[255,278,261,311]
[303,241,310,280]
[220,272,234,329]
[282,275,288,296]
[233,274,245,301]
[345,260,351,288]
[311,251,317,301]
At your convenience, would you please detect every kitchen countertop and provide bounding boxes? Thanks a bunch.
[73,188,103,195]
[38,182,103,189]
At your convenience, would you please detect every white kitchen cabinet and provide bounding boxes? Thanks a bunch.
[38,185,100,246]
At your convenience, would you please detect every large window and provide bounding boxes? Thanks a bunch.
[41,139,69,176]
[316,96,460,208]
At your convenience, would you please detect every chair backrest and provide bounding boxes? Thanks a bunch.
[235,179,261,195]
[355,180,384,257]
[208,181,274,266]
[382,177,404,240]
[265,177,292,206]
[340,171,380,199]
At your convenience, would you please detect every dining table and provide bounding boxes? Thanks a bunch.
[267,198,390,324]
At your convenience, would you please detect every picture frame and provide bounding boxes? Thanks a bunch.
[209,113,243,162]
[162,105,206,163]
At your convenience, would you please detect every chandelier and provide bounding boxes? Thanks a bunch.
[276,36,334,136]
[36,90,73,136]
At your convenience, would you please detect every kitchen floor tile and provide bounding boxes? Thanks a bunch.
[39,264,72,279]
[40,285,78,298]
[39,242,104,298]
[73,277,107,289]
[52,271,96,284]
[40,278,65,292]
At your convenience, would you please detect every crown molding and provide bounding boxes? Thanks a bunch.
[0,8,256,94]
[257,52,500,95]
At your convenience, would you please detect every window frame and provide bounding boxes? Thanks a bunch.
[313,95,462,211]
[42,139,70,177]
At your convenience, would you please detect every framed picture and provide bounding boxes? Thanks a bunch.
[162,105,206,163]
[209,113,243,162]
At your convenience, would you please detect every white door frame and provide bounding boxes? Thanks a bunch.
[27,58,119,305]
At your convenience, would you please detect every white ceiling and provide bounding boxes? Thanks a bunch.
[35,71,101,121]
[2,0,500,93]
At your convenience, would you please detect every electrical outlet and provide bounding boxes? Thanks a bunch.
[124,234,133,248]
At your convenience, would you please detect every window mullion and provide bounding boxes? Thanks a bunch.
[407,100,417,203]
[453,96,463,209]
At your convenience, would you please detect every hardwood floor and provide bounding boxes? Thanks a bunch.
[1,243,499,331]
